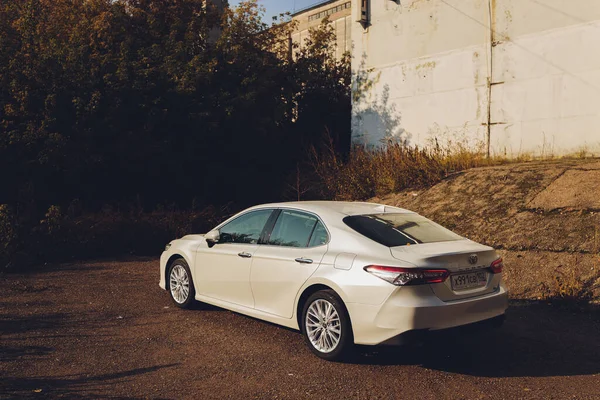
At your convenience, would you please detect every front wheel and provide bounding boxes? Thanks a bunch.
[168,258,196,309]
[301,290,353,361]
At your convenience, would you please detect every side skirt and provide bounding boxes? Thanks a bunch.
[195,293,300,331]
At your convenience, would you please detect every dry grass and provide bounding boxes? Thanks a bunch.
[539,263,597,307]
[309,137,515,201]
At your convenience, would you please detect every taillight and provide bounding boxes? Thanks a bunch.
[490,258,504,274]
[363,265,450,286]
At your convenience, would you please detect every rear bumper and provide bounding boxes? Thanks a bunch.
[346,284,508,345]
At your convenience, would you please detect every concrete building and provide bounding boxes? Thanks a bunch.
[351,0,600,156]
[291,0,352,60]
[206,0,227,42]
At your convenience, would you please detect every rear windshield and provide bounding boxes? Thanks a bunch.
[343,213,463,247]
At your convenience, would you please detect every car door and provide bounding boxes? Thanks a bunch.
[250,209,330,318]
[195,209,274,308]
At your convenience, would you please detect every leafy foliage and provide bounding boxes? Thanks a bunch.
[0,0,350,266]
[0,204,18,265]
[0,0,350,211]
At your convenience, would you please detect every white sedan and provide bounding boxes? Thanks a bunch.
[159,201,508,360]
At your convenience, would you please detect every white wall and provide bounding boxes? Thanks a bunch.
[351,0,600,156]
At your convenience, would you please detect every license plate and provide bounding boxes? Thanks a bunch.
[451,271,488,291]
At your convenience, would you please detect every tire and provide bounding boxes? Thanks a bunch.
[301,290,354,361]
[167,258,196,309]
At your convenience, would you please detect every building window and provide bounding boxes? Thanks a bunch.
[307,2,351,23]
[360,0,370,28]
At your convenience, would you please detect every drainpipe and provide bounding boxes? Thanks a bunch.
[486,0,495,158]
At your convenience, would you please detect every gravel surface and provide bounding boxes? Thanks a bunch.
[2,258,600,399]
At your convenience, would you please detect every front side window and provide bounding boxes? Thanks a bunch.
[343,213,463,247]
[219,210,273,244]
[268,210,323,248]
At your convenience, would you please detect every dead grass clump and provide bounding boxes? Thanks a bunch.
[310,138,509,201]
[553,269,594,303]
[540,264,598,307]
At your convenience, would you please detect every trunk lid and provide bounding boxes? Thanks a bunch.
[390,239,500,301]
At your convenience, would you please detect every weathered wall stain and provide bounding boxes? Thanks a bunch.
[415,61,437,71]
[407,0,432,12]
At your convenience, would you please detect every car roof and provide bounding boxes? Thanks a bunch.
[249,201,413,217]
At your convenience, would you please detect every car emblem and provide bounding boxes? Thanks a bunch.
[468,254,478,265]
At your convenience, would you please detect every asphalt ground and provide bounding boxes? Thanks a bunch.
[2,258,600,399]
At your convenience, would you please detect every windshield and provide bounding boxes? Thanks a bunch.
[343,213,463,247]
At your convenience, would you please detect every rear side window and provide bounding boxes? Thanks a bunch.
[343,213,462,247]
[268,210,324,248]
[308,221,328,247]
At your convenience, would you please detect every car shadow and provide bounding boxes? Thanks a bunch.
[189,301,222,311]
[348,301,600,377]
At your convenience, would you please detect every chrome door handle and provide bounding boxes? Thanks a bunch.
[238,252,252,258]
[295,257,313,264]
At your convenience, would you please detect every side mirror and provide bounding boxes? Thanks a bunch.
[205,230,220,247]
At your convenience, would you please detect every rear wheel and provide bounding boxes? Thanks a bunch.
[301,290,353,361]
[168,258,195,309]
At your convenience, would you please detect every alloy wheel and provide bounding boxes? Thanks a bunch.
[305,299,342,353]
[169,265,190,304]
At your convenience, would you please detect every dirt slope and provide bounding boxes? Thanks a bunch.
[372,159,600,302]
